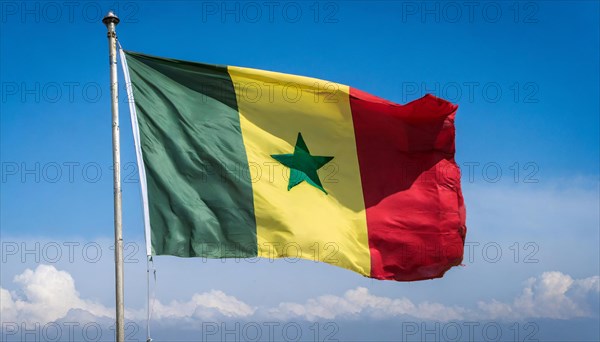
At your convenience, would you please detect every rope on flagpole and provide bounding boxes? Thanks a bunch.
[146,256,156,342]
[118,41,157,342]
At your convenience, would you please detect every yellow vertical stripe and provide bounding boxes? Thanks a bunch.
[228,66,370,276]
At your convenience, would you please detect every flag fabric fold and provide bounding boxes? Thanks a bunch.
[121,50,466,281]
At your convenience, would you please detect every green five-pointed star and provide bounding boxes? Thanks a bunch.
[271,133,334,194]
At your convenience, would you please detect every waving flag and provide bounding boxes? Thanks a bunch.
[121,51,466,281]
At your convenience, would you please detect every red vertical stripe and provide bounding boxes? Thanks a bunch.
[350,88,466,281]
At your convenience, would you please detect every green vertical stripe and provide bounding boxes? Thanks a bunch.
[124,51,257,258]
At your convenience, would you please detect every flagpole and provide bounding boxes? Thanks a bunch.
[102,11,125,342]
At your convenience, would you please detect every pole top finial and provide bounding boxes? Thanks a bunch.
[102,11,120,26]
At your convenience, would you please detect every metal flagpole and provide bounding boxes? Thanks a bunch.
[102,11,125,342]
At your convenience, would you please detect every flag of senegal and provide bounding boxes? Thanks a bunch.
[121,51,466,281]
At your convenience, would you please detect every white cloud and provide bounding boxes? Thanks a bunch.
[573,275,600,293]
[478,272,600,319]
[269,272,599,322]
[268,287,467,321]
[0,264,112,324]
[1,265,598,327]
[0,265,255,325]
[152,290,255,320]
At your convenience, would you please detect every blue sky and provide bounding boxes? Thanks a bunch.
[1,1,599,341]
